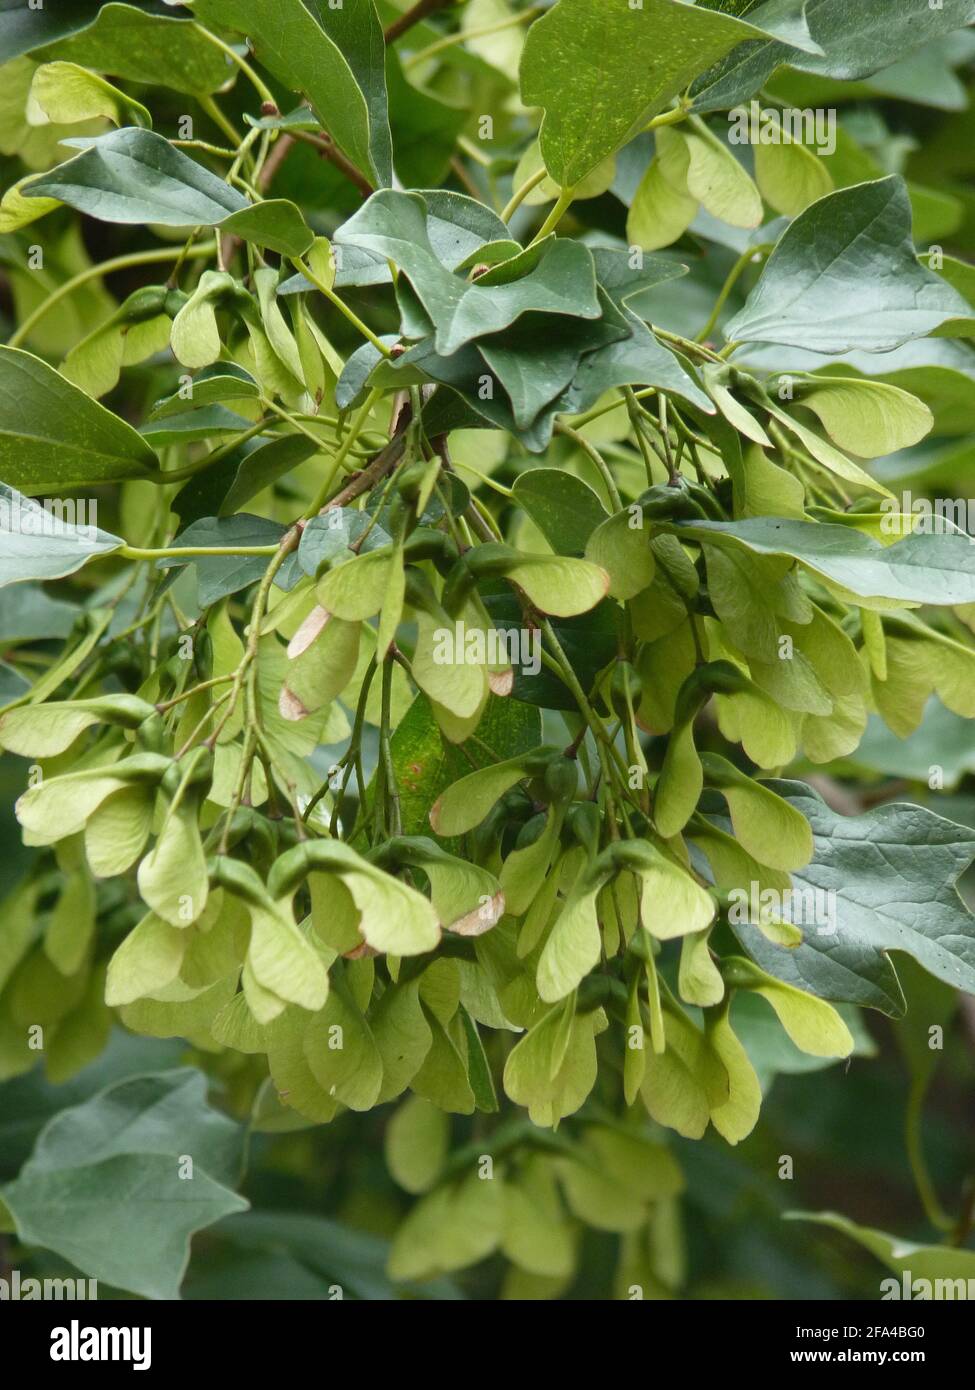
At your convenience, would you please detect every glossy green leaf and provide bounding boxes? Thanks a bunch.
[725,177,973,353]
[337,190,601,355]
[692,0,975,111]
[0,349,157,492]
[194,0,390,188]
[520,0,812,187]
[33,3,234,95]
[24,127,248,227]
[668,517,975,608]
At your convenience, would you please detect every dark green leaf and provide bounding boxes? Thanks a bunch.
[218,434,321,517]
[520,0,818,186]
[0,1069,248,1300]
[693,0,975,111]
[220,200,314,257]
[0,0,102,64]
[337,190,601,355]
[727,781,975,1016]
[725,177,973,353]
[149,365,260,420]
[0,346,157,491]
[393,693,541,838]
[24,127,247,227]
[667,515,975,606]
[512,469,608,555]
[34,2,234,95]
[157,515,289,606]
[140,406,253,446]
[193,0,389,187]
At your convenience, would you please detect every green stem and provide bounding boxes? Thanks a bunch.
[404,7,540,69]
[624,388,659,488]
[570,386,654,430]
[305,387,386,516]
[555,421,622,511]
[645,104,690,132]
[156,673,235,711]
[199,94,242,148]
[7,242,217,349]
[379,656,401,837]
[291,256,392,356]
[905,1079,954,1234]
[696,245,769,344]
[193,24,275,105]
[653,326,724,364]
[210,529,299,775]
[531,186,574,244]
[501,165,548,222]
[121,544,280,561]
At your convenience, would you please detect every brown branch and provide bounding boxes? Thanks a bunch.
[323,435,408,513]
[259,132,295,193]
[384,0,457,45]
[289,129,374,199]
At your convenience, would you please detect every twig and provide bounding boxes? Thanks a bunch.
[323,435,408,513]
[290,129,375,199]
[385,0,457,44]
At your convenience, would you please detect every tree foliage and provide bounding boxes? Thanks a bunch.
[1,0,975,1301]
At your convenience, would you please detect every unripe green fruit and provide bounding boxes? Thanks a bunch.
[566,800,601,855]
[544,756,578,803]
[516,810,549,851]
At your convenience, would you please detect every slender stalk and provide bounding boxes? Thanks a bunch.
[173,139,238,159]
[696,245,769,343]
[404,7,539,69]
[7,243,216,348]
[501,165,548,222]
[645,104,690,132]
[530,186,574,244]
[199,94,242,148]
[566,388,644,432]
[305,388,390,516]
[905,1079,954,1234]
[121,544,280,562]
[156,674,235,712]
[625,388,659,488]
[291,256,391,355]
[210,529,300,789]
[379,656,402,836]
[193,24,275,105]
[654,326,724,363]
[555,421,622,511]
[385,0,459,44]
